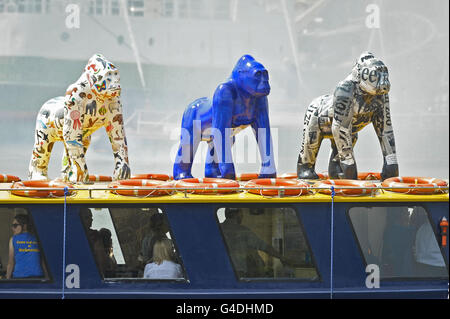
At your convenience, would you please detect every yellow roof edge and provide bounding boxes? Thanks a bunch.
[0,189,448,204]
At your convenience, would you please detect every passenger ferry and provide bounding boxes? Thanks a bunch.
[0,0,448,301]
[0,173,448,299]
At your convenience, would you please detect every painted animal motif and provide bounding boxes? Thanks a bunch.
[297,52,398,180]
[29,54,131,183]
[173,54,276,180]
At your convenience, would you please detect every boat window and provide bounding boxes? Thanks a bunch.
[349,206,448,279]
[80,207,186,281]
[0,207,50,282]
[216,207,319,281]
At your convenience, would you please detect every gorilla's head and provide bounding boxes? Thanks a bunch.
[232,55,271,97]
[352,52,390,95]
[85,54,121,98]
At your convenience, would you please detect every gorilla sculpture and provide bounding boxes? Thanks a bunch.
[173,55,276,180]
[297,52,398,180]
[29,54,131,183]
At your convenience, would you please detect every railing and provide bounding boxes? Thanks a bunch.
[1,185,448,199]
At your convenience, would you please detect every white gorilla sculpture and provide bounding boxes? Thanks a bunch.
[297,52,398,180]
[29,54,131,183]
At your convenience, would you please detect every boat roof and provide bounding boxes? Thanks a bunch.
[0,181,448,204]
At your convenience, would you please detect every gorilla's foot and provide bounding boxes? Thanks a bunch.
[174,172,194,180]
[205,163,221,178]
[297,163,319,179]
[328,160,343,179]
[340,163,357,179]
[173,163,194,180]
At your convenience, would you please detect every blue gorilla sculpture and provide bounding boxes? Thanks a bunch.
[173,55,277,180]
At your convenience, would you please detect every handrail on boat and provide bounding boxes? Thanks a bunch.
[1,185,448,199]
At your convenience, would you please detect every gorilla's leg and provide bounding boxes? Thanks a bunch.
[29,121,56,180]
[173,108,202,180]
[328,140,342,179]
[328,134,358,179]
[61,135,92,180]
[204,136,236,178]
[61,143,72,181]
[205,140,220,178]
[297,108,322,179]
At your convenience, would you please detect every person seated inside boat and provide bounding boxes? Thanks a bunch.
[80,208,116,277]
[220,208,291,278]
[143,238,183,279]
[381,207,415,277]
[413,209,447,278]
[139,213,170,265]
[98,228,117,277]
[6,214,47,279]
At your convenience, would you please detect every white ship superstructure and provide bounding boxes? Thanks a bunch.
[0,0,447,180]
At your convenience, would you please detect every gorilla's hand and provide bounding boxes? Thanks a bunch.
[297,163,319,179]
[114,162,131,180]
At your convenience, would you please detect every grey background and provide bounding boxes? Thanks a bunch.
[0,0,448,180]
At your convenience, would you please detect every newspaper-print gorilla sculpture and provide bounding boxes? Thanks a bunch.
[173,55,276,180]
[297,52,398,180]
[29,54,130,183]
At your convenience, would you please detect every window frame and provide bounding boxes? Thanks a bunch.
[214,204,321,283]
[346,203,449,282]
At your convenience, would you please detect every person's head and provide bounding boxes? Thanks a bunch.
[150,213,169,233]
[152,238,176,265]
[11,214,30,235]
[80,208,93,229]
[99,228,113,250]
[387,207,410,226]
[224,208,243,224]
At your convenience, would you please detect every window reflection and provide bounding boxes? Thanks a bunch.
[217,207,319,280]
[80,207,186,280]
[349,206,448,279]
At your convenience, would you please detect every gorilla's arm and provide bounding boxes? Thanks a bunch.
[372,94,398,180]
[212,83,235,179]
[251,96,277,178]
[105,99,131,180]
[331,80,357,179]
[63,84,89,183]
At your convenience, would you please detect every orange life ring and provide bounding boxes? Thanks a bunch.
[236,173,260,181]
[0,174,21,183]
[245,178,310,196]
[11,180,74,198]
[88,175,112,182]
[314,179,377,196]
[109,179,174,196]
[130,174,172,181]
[381,177,448,195]
[278,173,298,180]
[277,172,380,181]
[175,178,240,194]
